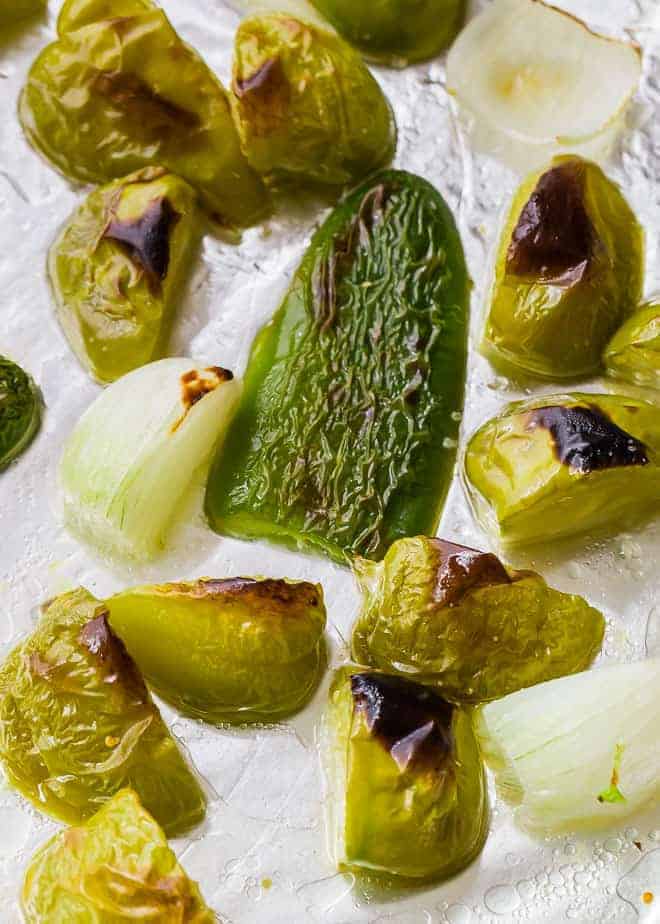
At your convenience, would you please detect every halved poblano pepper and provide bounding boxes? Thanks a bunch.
[232,14,396,187]
[309,0,465,66]
[0,356,41,470]
[19,0,268,226]
[483,156,643,379]
[0,589,206,836]
[108,578,326,724]
[463,392,660,546]
[205,170,469,563]
[352,536,604,702]
[22,789,215,923]
[323,668,488,881]
[49,167,200,384]
[604,301,660,391]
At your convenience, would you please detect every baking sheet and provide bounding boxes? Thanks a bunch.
[1,0,660,921]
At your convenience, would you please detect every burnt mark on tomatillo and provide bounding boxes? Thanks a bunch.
[430,539,512,608]
[527,404,649,474]
[79,613,148,696]
[350,672,455,773]
[195,577,322,612]
[104,197,179,291]
[92,70,200,133]
[506,160,597,286]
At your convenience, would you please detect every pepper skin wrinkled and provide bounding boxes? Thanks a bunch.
[483,156,643,379]
[0,589,206,836]
[604,301,660,391]
[323,668,488,881]
[20,0,268,226]
[0,356,41,469]
[310,0,465,66]
[205,170,469,563]
[352,536,604,702]
[108,577,326,724]
[463,393,660,546]
[232,14,396,186]
[49,167,200,384]
[21,789,215,923]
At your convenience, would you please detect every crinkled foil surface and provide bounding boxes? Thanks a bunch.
[1,1,660,921]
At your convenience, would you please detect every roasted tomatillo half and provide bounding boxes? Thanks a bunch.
[49,167,200,384]
[310,0,465,66]
[323,668,488,882]
[483,156,643,379]
[20,0,267,226]
[464,392,660,546]
[108,578,327,724]
[205,170,469,562]
[352,536,604,702]
[21,789,215,923]
[232,14,396,186]
[0,356,41,470]
[604,301,660,391]
[0,589,206,836]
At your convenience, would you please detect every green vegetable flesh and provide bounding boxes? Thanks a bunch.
[108,578,326,724]
[324,668,488,881]
[0,589,206,836]
[352,536,604,702]
[0,356,41,469]
[21,789,215,923]
[483,156,643,379]
[604,302,660,390]
[309,0,465,65]
[0,0,45,24]
[20,0,268,226]
[463,392,660,546]
[49,167,200,384]
[205,170,469,563]
[232,14,396,186]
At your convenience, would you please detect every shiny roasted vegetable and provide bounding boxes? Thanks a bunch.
[108,578,326,724]
[309,0,465,66]
[22,789,214,923]
[20,0,267,226]
[0,0,45,24]
[0,356,41,470]
[352,536,604,702]
[464,392,660,546]
[206,170,469,563]
[483,157,643,379]
[323,668,488,881]
[49,168,200,384]
[604,301,660,391]
[232,14,395,186]
[0,589,206,836]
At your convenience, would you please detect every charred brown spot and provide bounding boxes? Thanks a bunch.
[350,672,454,773]
[170,367,233,433]
[79,614,147,696]
[234,58,280,97]
[233,57,290,135]
[92,70,200,132]
[429,539,511,608]
[179,577,322,612]
[28,652,54,679]
[104,197,179,290]
[506,161,597,285]
[527,404,649,474]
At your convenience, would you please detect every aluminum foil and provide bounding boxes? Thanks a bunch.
[1,0,660,921]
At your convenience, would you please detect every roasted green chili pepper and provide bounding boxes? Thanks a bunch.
[483,156,643,379]
[323,668,488,881]
[0,0,45,24]
[604,301,660,391]
[0,588,206,836]
[0,356,41,469]
[108,577,326,724]
[205,170,469,563]
[22,789,215,923]
[232,14,396,187]
[49,167,200,384]
[309,0,465,66]
[20,0,267,226]
[463,392,660,546]
[352,536,604,702]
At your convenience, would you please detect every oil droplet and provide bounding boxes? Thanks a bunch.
[484,884,521,914]
[261,878,272,890]
[643,892,654,904]
[446,904,472,924]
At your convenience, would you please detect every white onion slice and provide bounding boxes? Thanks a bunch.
[60,358,241,561]
[476,659,660,834]
[447,0,641,171]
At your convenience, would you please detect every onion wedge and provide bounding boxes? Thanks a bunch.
[446,0,641,171]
